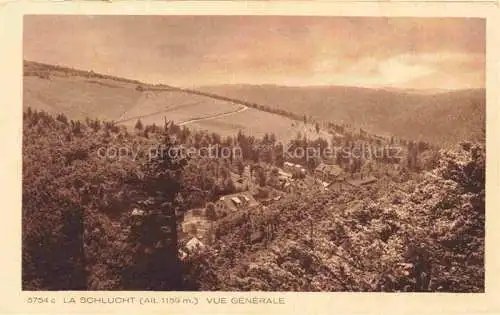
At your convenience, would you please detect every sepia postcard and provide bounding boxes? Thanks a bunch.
[0,1,499,314]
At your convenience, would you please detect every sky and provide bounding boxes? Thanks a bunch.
[24,15,485,90]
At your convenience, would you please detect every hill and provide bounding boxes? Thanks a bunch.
[24,61,144,120]
[23,60,485,146]
[23,61,335,143]
[198,84,485,146]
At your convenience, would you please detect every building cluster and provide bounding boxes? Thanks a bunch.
[127,156,378,261]
[176,190,262,259]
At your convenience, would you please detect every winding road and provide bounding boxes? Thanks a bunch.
[178,105,248,126]
[114,91,249,126]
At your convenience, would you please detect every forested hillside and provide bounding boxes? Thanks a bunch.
[192,146,485,291]
[199,85,485,146]
[22,108,484,292]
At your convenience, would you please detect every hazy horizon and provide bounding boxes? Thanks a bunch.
[24,16,485,90]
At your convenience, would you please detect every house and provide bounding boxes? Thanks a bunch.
[185,237,205,254]
[267,169,293,192]
[181,208,211,240]
[216,191,259,212]
[131,208,145,216]
[321,181,331,188]
[231,196,242,206]
[241,195,251,203]
[315,162,344,182]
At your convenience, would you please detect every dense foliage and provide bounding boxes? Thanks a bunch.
[190,142,485,292]
[22,108,484,292]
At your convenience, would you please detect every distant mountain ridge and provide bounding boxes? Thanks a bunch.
[198,84,485,146]
[23,60,485,146]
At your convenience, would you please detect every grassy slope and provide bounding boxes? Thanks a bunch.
[23,61,333,142]
[199,85,486,145]
[116,91,243,128]
[23,76,143,121]
[188,107,332,142]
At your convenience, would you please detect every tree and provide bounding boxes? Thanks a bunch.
[236,160,245,176]
[223,178,236,194]
[269,133,277,145]
[56,113,69,125]
[135,119,144,131]
[71,120,82,136]
[407,141,419,170]
[256,167,267,187]
[122,133,188,290]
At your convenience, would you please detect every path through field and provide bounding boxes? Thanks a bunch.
[114,90,245,127]
[178,105,248,126]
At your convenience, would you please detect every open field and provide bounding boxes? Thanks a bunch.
[23,75,143,121]
[187,107,332,142]
[115,90,246,128]
[23,62,333,142]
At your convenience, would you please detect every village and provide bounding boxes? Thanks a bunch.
[123,157,380,261]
